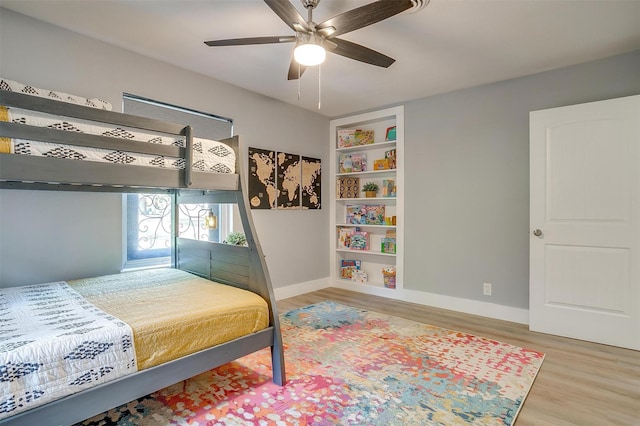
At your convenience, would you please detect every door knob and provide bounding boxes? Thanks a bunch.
[532,229,542,237]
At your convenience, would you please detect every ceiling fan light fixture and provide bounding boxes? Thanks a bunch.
[294,36,326,66]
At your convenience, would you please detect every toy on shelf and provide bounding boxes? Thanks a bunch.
[382,266,396,288]
[337,177,360,198]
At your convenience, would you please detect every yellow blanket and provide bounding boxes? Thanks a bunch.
[69,268,269,370]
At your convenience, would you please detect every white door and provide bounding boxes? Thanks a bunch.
[530,95,640,350]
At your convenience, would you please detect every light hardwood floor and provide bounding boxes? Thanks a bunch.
[276,288,639,426]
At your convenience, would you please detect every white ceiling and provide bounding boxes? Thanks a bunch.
[2,0,639,117]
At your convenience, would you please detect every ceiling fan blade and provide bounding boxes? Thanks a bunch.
[205,36,296,47]
[316,0,414,38]
[264,0,310,33]
[328,38,395,68]
[287,58,307,80]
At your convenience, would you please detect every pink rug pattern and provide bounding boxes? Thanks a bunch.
[80,301,545,425]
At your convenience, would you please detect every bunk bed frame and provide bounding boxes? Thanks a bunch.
[0,91,286,426]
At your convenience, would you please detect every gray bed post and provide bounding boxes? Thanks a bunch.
[227,135,286,386]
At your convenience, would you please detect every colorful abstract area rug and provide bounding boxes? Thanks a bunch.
[79,301,545,426]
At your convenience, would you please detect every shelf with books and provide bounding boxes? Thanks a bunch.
[336,248,396,257]
[336,196,396,202]
[336,224,396,229]
[336,253,397,289]
[336,169,396,178]
[337,143,396,172]
[336,226,397,256]
[336,177,397,200]
[331,105,403,294]
[336,140,396,154]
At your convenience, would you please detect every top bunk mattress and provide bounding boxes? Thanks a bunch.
[0,77,236,177]
[68,268,269,369]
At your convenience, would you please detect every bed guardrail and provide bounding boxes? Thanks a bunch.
[0,91,239,191]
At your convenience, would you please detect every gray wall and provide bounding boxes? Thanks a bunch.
[404,50,640,309]
[0,9,329,287]
[1,8,639,313]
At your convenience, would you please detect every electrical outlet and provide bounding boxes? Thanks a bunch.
[483,282,492,296]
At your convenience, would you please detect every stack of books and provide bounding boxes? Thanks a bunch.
[340,259,361,280]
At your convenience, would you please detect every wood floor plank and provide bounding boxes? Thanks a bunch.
[276,288,640,426]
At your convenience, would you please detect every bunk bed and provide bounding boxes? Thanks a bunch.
[0,81,286,426]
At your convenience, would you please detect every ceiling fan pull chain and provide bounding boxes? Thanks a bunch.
[298,63,301,101]
[318,64,321,110]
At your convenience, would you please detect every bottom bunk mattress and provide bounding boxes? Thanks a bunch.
[0,282,136,419]
[0,268,269,420]
[68,268,270,369]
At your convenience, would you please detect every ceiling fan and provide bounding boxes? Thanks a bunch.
[205,0,416,80]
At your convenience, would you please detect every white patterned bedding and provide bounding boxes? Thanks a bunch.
[0,77,112,111]
[0,282,137,420]
[0,77,236,174]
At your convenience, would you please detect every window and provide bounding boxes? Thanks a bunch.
[124,195,236,269]
[125,193,172,265]
[122,95,233,270]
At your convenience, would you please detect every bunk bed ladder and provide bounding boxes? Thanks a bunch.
[236,192,287,386]
[230,134,285,385]
[174,137,286,386]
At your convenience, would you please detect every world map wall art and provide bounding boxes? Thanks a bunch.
[248,147,321,210]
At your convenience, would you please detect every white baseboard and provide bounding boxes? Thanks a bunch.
[398,288,529,324]
[273,277,330,300]
[274,278,529,325]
